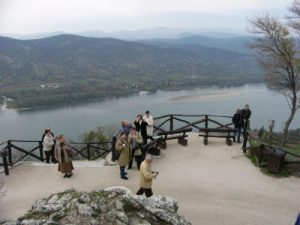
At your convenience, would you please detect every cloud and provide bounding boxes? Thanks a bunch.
[0,0,293,34]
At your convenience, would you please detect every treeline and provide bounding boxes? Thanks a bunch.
[0,34,263,108]
[1,76,259,109]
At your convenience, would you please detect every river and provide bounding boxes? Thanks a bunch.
[0,84,299,142]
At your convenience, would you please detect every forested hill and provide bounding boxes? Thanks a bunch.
[0,34,261,108]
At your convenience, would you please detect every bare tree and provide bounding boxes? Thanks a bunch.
[248,15,300,146]
[288,0,300,31]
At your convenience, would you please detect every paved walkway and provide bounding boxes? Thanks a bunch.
[0,134,299,225]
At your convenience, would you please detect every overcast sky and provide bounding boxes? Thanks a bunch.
[0,0,293,35]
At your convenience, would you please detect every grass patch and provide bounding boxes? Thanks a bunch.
[246,139,294,178]
[24,211,50,220]
[260,165,291,178]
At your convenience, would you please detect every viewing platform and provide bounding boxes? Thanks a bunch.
[1,134,299,225]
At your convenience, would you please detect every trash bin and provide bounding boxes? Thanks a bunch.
[267,148,286,173]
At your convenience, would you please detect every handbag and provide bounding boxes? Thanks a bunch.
[112,149,120,161]
[66,146,74,158]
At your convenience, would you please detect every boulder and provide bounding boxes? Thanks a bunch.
[1,187,191,225]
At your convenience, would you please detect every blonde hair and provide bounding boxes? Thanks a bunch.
[121,120,129,127]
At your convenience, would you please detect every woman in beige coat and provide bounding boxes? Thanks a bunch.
[55,135,74,178]
[128,125,143,170]
[115,131,131,180]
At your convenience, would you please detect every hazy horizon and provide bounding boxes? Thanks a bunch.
[0,0,292,36]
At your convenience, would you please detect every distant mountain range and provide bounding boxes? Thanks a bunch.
[2,27,249,40]
[0,33,261,108]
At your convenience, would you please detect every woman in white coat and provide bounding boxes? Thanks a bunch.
[42,128,55,164]
[143,110,154,142]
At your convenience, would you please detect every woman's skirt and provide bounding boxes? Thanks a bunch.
[58,161,74,174]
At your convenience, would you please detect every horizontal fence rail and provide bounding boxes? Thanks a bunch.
[153,114,234,134]
[3,114,299,177]
[1,114,235,176]
[0,139,113,175]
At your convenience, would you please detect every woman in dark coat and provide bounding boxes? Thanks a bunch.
[134,114,148,145]
[232,109,243,143]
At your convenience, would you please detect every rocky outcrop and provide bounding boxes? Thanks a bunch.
[1,187,191,225]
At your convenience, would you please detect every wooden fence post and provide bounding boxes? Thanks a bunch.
[170,114,174,131]
[242,131,248,152]
[112,136,117,152]
[7,140,12,166]
[1,149,9,176]
[204,115,208,129]
[87,143,91,160]
[39,141,44,162]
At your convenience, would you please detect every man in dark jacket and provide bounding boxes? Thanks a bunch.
[240,104,252,152]
[240,104,251,131]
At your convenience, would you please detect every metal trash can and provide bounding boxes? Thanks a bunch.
[267,148,286,173]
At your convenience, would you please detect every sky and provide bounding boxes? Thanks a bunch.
[0,0,293,35]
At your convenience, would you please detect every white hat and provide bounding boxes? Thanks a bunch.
[145,154,152,160]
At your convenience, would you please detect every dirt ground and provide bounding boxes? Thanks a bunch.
[0,134,299,225]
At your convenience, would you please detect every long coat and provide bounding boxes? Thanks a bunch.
[232,113,243,129]
[55,140,72,163]
[55,140,74,174]
[139,160,156,189]
[43,134,54,152]
[115,138,131,166]
[143,115,154,136]
[128,131,143,156]
[134,120,148,140]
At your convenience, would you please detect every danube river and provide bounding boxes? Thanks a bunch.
[0,85,299,141]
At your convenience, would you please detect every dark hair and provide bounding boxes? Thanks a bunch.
[44,128,51,134]
[120,131,127,136]
[145,110,150,114]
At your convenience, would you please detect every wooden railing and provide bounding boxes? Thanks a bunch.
[0,139,113,175]
[153,114,234,134]
[1,114,236,176]
[2,114,297,176]
[243,130,300,175]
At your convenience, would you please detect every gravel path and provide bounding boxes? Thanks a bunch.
[0,134,299,224]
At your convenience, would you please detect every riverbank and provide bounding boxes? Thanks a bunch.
[1,134,299,225]
[168,92,240,101]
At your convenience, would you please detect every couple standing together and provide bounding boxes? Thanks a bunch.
[42,128,74,178]
[232,104,252,143]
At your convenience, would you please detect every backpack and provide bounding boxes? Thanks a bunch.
[111,149,120,162]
